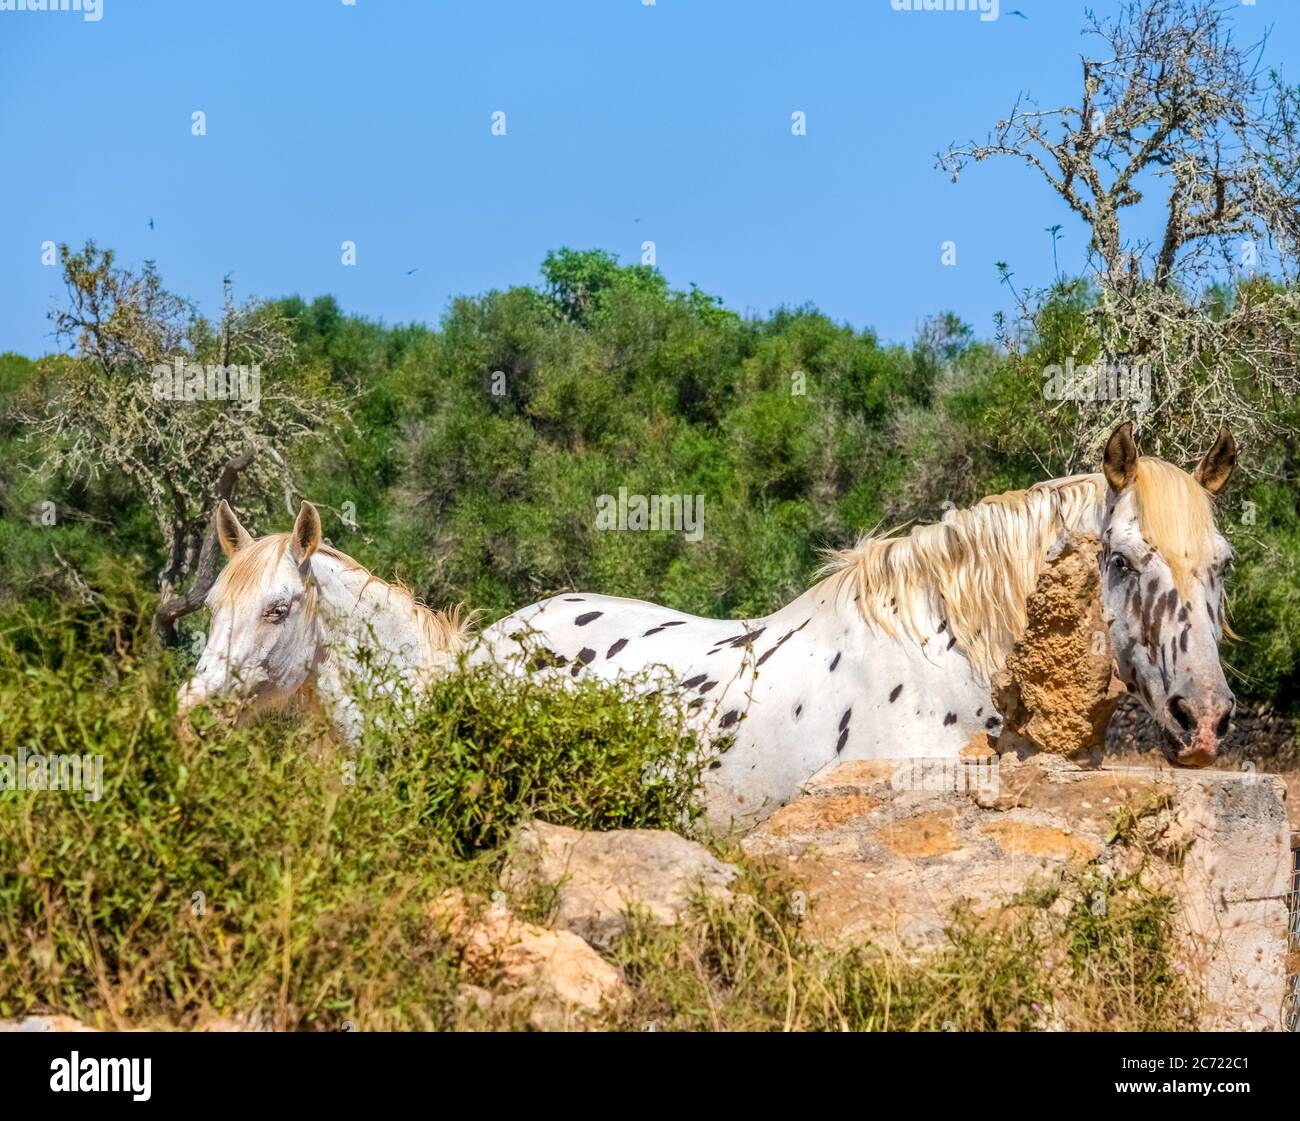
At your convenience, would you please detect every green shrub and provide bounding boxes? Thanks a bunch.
[356,662,705,858]
[0,596,701,1029]
[602,858,1197,1033]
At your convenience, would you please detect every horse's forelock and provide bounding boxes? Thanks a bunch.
[1131,457,1220,597]
[207,533,293,612]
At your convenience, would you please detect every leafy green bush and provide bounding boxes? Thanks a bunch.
[1223,474,1300,710]
[0,595,701,1029]
[383,666,702,858]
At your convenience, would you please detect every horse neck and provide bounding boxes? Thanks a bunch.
[310,555,430,683]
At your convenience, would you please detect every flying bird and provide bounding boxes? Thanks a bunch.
[148,217,155,230]
[1008,8,1028,18]
[405,267,419,276]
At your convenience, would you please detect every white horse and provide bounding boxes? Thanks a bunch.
[472,423,1239,830]
[177,500,467,741]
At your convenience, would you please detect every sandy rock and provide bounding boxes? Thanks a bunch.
[1156,774,1295,1030]
[743,753,1293,1030]
[992,530,1123,759]
[430,888,627,1027]
[501,820,739,950]
[1284,772,1300,831]
[959,731,998,758]
[745,753,1103,950]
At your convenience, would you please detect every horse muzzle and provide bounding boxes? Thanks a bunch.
[1164,692,1234,767]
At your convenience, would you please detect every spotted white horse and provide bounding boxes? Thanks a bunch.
[178,500,467,740]
[472,424,1238,830]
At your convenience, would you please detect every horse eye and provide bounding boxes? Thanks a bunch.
[1111,555,1135,577]
[263,602,290,623]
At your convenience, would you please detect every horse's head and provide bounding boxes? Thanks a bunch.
[177,500,326,729]
[1097,422,1237,767]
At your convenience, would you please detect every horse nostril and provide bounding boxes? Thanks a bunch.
[1168,695,1194,734]
[1214,707,1232,739]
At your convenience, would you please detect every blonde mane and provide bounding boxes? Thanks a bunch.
[818,459,1218,680]
[1130,457,1217,597]
[207,533,468,674]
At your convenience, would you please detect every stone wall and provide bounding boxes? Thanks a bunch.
[743,751,1294,1031]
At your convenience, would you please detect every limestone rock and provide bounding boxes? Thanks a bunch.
[991,530,1122,759]
[743,753,1293,1030]
[430,888,627,1027]
[501,820,739,950]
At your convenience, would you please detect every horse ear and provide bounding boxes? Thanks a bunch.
[1193,425,1236,495]
[1102,421,1139,493]
[290,501,322,564]
[214,499,253,558]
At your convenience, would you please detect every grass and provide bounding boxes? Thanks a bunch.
[595,857,1198,1032]
[0,591,1200,1031]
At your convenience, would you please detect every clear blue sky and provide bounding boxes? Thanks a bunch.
[1,0,1294,358]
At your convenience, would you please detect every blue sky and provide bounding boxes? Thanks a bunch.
[1,0,1295,357]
